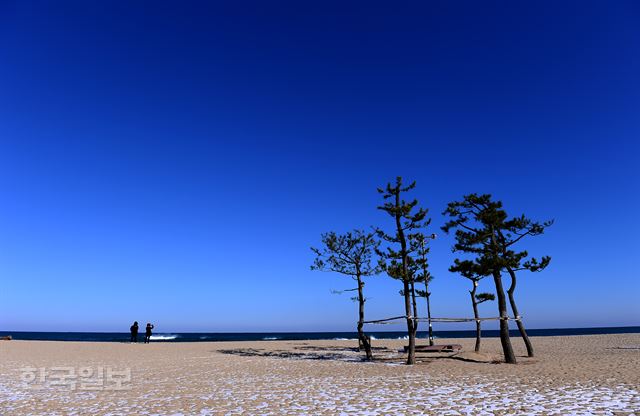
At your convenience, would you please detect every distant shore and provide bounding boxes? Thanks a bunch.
[1,334,639,414]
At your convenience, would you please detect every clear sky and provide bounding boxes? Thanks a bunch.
[1,1,638,332]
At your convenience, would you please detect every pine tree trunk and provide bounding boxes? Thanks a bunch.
[470,283,481,352]
[356,276,373,360]
[410,280,419,333]
[425,289,434,346]
[506,266,534,357]
[492,270,516,363]
[403,280,416,364]
[395,190,415,365]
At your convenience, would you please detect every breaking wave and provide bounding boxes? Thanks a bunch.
[149,334,178,341]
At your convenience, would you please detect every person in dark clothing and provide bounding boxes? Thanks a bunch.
[144,323,154,343]
[130,321,139,343]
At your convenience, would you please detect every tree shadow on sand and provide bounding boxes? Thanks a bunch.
[294,345,389,352]
[216,345,393,362]
[215,346,513,365]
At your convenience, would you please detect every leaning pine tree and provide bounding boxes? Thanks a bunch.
[442,194,517,363]
[376,177,430,365]
[450,259,495,352]
[497,214,552,357]
[311,230,380,360]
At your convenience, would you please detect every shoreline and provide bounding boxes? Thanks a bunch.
[2,331,640,344]
[1,325,638,343]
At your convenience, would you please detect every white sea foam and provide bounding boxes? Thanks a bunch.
[149,334,178,340]
[262,337,280,340]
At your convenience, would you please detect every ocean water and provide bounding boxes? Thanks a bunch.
[0,326,638,343]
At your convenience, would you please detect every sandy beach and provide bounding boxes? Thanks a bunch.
[1,334,638,415]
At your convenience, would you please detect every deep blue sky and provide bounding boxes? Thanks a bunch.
[1,1,638,332]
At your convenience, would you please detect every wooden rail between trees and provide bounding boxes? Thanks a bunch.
[363,315,521,324]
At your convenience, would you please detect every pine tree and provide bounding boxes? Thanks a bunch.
[414,233,436,346]
[443,194,553,363]
[376,177,430,365]
[497,215,553,357]
[311,230,380,360]
[450,259,495,352]
[442,194,517,363]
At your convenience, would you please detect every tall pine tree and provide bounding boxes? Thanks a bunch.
[413,233,436,346]
[443,194,552,363]
[442,194,517,363]
[376,177,430,365]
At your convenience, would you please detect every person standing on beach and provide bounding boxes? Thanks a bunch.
[144,323,154,343]
[130,321,139,343]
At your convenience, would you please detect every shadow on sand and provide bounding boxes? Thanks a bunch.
[216,345,392,362]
